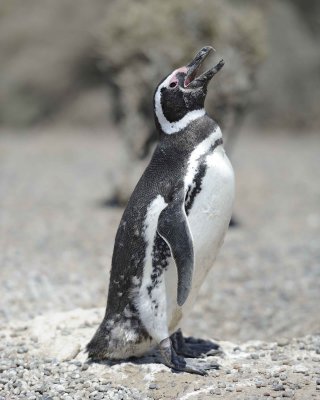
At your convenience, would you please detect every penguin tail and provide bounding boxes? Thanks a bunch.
[86,327,110,361]
[86,316,153,360]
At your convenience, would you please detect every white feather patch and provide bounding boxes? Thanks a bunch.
[137,194,169,342]
[184,127,223,191]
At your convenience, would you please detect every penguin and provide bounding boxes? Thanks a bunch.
[87,46,235,375]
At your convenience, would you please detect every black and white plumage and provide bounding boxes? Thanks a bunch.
[87,46,235,375]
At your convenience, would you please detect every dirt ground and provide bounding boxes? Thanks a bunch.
[1,126,320,399]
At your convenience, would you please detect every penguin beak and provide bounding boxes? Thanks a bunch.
[184,46,224,89]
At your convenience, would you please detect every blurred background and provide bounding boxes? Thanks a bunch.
[0,0,319,342]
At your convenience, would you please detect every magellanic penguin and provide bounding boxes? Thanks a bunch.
[87,46,235,375]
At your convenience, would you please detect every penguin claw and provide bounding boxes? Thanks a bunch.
[170,329,223,358]
[159,337,219,376]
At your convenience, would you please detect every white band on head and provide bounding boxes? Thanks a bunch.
[154,71,205,135]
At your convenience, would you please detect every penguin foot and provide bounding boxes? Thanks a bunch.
[159,337,219,376]
[170,329,223,358]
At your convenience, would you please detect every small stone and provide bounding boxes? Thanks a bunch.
[277,338,289,347]
[81,363,89,371]
[251,353,259,359]
[17,347,28,354]
[72,361,82,367]
[209,388,221,395]
[272,384,285,391]
[34,384,46,393]
[279,373,287,381]
[54,384,66,393]
[293,365,308,374]
[98,385,109,392]
[149,383,157,389]
[282,389,295,398]
[93,394,104,400]
[316,379,320,385]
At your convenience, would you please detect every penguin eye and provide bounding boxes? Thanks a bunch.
[169,82,177,88]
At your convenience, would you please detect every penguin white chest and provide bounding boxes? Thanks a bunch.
[165,140,235,331]
[188,146,234,280]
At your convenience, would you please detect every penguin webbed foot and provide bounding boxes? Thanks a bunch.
[171,329,223,358]
[159,337,219,376]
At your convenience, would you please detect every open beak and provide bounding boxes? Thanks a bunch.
[184,46,224,89]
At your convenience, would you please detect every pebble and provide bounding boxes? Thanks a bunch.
[148,383,157,389]
[209,388,221,395]
[54,384,66,393]
[272,383,285,391]
[98,385,110,392]
[282,389,295,398]
[293,365,308,374]
[279,373,287,381]
[277,338,290,347]
[81,363,89,371]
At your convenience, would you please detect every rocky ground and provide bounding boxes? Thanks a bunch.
[0,127,320,399]
[0,308,320,400]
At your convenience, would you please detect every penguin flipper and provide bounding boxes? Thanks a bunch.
[157,201,194,306]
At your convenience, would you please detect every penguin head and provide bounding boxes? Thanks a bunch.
[154,46,224,134]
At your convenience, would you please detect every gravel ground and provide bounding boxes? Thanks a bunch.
[0,126,320,398]
[0,308,320,399]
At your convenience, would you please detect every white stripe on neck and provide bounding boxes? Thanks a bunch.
[154,71,205,135]
[156,107,205,135]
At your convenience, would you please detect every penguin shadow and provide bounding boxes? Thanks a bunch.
[86,337,224,374]
[97,196,125,209]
